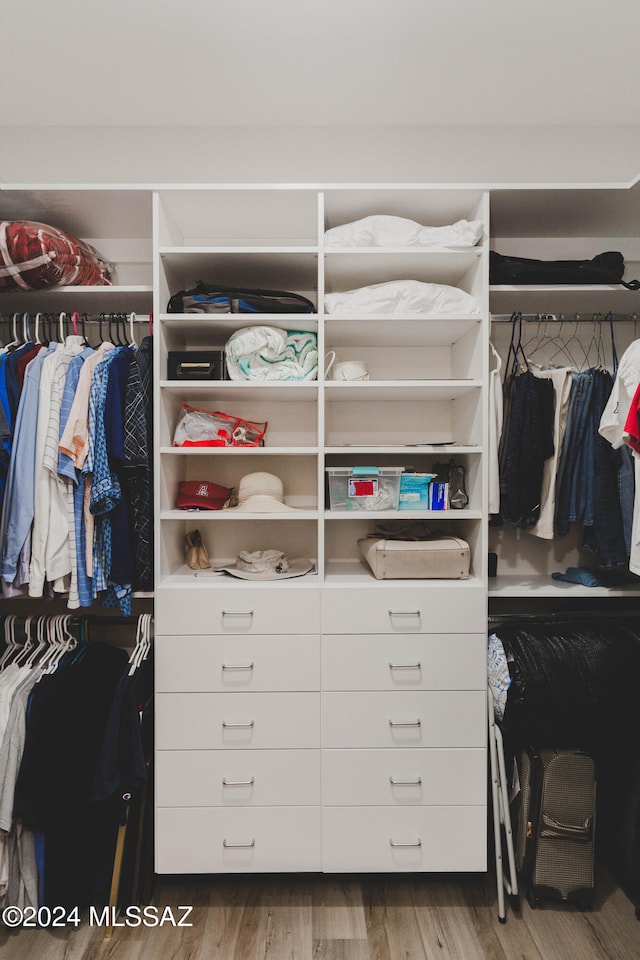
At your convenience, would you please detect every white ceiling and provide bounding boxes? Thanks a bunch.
[4,0,640,128]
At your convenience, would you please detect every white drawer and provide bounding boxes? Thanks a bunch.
[322,634,485,691]
[156,692,320,749]
[322,806,486,872]
[156,586,320,636]
[156,807,321,873]
[321,585,485,634]
[156,635,320,692]
[322,749,486,806]
[322,691,485,748]
[157,749,320,807]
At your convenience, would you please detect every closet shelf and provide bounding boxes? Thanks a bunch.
[324,509,483,521]
[160,509,318,521]
[324,559,485,587]
[323,312,481,323]
[488,574,640,598]
[159,244,318,254]
[490,285,640,314]
[324,250,482,287]
[159,315,319,337]
[160,445,319,456]
[325,317,481,348]
[323,381,482,401]
[0,285,154,311]
[159,565,320,588]
[324,444,481,455]
[159,380,319,401]
[159,249,318,290]
[324,247,483,255]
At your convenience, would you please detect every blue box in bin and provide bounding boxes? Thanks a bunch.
[398,473,436,510]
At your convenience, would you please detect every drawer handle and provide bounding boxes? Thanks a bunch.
[223,839,256,848]
[222,777,255,786]
[389,838,422,848]
[222,663,255,671]
[388,661,421,670]
[388,610,421,618]
[222,610,254,618]
[389,719,421,728]
[389,777,422,786]
[222,720,255,728]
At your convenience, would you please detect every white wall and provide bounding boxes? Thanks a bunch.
[2,125,639,186]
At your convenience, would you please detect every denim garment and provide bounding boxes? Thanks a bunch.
[555,371,593,536]
[583,369,628,568]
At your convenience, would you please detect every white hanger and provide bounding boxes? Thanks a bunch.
[128,312,138,348]
[34,312,43,344]
[0,615,18,670]
[128,613,152,676]
[1,313,21,352]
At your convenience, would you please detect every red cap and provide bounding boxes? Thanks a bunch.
[176,480,232,510]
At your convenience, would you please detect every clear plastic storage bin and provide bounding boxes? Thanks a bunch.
[326,466,403,511]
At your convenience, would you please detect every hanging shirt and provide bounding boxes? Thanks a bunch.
[88,351,119,598]
[29,338,85,597]
[599,339,640,575]
[57,348,94,609]
[123,354,152,590]
[1,345,57,587]
[58,342,115,580]
[43,336,85,591]
[58,342,115,470]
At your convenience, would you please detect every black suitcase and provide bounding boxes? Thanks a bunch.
[516,747,596,909]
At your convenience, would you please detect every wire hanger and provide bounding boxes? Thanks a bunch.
[504,312,529,379]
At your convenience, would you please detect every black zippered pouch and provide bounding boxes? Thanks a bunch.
[167,282,316,314]
[490,250,640,289]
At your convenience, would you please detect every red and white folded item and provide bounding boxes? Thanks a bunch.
[0,220,112,290]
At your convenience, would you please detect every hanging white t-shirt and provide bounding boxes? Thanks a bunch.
[599,339,640,575]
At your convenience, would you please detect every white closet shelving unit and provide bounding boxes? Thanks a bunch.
[153,185,489,874]
[489,183,640,600]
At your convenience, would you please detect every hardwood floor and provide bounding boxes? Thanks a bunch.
[1,868,639,960]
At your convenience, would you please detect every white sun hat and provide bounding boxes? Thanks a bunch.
[222,471,300,513]
[216,549,313,580]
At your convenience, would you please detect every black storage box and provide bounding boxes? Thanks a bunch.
[167,350,227,380]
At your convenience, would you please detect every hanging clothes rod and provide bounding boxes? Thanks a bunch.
[0,312,152,323]
[492,312,558,322]
[492,311,639,322]
[0,614,153,627]
[488,607,640,625]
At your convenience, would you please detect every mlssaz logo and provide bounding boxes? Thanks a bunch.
[197,484,209,498]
